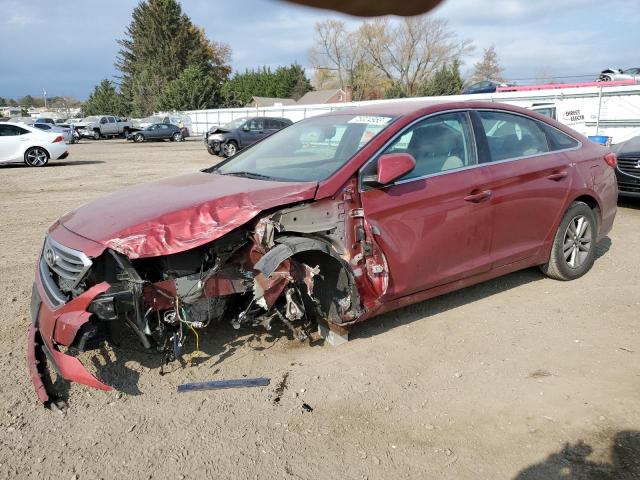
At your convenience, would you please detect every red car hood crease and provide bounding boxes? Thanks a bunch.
[59,172,318,258]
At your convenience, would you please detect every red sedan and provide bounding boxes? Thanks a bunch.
[28,101,617,405]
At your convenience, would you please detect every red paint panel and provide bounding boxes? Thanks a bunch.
[361,167,494,300]
[32,279,112,396]
[59,172,317,258]
[482,153,571,267]
[54,311,92,346]
[26,326,49,404]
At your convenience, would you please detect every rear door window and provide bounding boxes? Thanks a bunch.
[478,111,549,162]
[539,123,580,151]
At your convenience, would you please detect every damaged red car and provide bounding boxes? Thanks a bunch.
[28,101,618,405]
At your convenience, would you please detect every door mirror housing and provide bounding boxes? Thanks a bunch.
[242,124,250,131]
[376,153,416,185]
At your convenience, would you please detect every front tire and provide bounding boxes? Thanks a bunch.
[222,141,238,157]
[134,133,144,143]
[93,131,100,140]
[206,145,217,156]
[24,147,49,167]
[540,202,597,281]
[171,132,182,142]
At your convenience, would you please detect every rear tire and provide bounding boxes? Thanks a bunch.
[540,202,597,281]
[24,147,49,167]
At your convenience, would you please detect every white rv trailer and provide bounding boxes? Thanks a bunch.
[184,83,640,144]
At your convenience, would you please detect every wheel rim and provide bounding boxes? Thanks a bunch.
[224,143,236,156]
[173,133,180,141]
[563,215,592,268]
[136,134,143,142]
[26,148,47,166]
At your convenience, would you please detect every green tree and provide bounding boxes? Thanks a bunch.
[0,97,5,106]
[20,95,36,108]
[420,60,464,97]
[82,79,125,116]
[116,0,230,116]
[157,66,219,111]
[220,63,312,106]
[384,82,407,99]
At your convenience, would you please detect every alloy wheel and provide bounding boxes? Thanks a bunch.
[223,143,237,156]
[25,148,48,167]
[563,215,592,268]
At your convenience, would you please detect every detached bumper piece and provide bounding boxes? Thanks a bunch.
[27,282,113,406]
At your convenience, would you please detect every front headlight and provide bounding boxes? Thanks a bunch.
[209,134,224,141]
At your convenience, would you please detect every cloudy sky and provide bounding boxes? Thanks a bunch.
[0,0,637,99]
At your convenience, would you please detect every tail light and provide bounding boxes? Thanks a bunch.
[52,135,63,143]
[604,152,617,168]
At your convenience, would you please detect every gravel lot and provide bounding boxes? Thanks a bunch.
[1,139,639,480]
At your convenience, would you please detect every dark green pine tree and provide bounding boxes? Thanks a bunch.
[420,60,465,97]
[116,0,231,116]
[220,64,313,107]
[81,79,126,116]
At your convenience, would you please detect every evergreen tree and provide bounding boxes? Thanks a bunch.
[116,0,230,116]
[82,79,125,116]
[384,82,407,99]
[157,66,219,111]
[20,95,36,108]
[471,46,504,83]
[220,64,312,106]
[0,97,5,106]
[420,60,464,97]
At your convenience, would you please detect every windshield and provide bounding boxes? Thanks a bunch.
[213,114,394,182]
[222,118,247,130]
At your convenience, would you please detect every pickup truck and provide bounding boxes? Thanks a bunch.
[75,115,133,140]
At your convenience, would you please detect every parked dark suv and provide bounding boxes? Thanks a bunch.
[612,136,640,196]
[204,116,292,157]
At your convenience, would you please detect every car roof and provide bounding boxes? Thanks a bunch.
[327,99,538,119]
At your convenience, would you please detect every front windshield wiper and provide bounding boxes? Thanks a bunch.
[218,171,274,181]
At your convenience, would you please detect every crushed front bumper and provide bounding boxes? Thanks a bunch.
[27,278,113,404]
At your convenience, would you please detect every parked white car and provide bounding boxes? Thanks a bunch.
[598,67,640,83]
[0,122,69,167]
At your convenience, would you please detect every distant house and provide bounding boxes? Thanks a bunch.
[247,97,297,108]
[296,88,352,105]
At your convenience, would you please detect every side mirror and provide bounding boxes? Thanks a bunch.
[376,153,416,185]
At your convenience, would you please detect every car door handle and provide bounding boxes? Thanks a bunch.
[464,189,492,203]
[547,171,568,181]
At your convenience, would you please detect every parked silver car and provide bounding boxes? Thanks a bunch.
[32,122,76,144]
[598,67,640,83]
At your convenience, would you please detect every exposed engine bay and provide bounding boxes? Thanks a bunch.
[53,187,388,373]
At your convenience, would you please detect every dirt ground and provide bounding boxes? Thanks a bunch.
[1,138,639,480]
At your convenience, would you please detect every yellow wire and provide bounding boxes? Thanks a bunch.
[175,295,200,363]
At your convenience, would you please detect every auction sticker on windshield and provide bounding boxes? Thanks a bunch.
[348,116,393,125]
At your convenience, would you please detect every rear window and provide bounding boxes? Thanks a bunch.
[540,123,580,150]
[478,111,549,162]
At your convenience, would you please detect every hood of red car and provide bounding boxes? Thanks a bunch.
[58,172,317,258]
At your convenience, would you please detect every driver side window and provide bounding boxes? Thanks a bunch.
[247,119,264,131]
[381,112,476,182]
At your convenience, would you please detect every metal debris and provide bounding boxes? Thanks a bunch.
[177,377,271,392]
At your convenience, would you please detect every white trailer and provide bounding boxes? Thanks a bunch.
[184,83,640,145]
